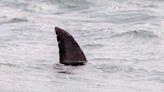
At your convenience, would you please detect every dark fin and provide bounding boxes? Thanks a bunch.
[55,27,87,66]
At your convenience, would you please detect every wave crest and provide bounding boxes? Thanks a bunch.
[111,30,159,40]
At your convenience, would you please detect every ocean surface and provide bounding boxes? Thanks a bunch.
[0,0,164,92]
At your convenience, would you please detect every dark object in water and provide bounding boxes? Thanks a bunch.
[55,27,87,66]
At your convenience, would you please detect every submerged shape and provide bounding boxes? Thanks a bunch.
[55,27,87,65]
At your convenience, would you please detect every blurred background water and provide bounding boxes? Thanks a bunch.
[0,0,164,92]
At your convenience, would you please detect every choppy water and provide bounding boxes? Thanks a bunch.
[0,0,164,92]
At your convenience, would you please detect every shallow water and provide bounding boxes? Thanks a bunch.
[0,0,164,92]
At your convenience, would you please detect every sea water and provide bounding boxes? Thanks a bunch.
[0,0,164,92]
